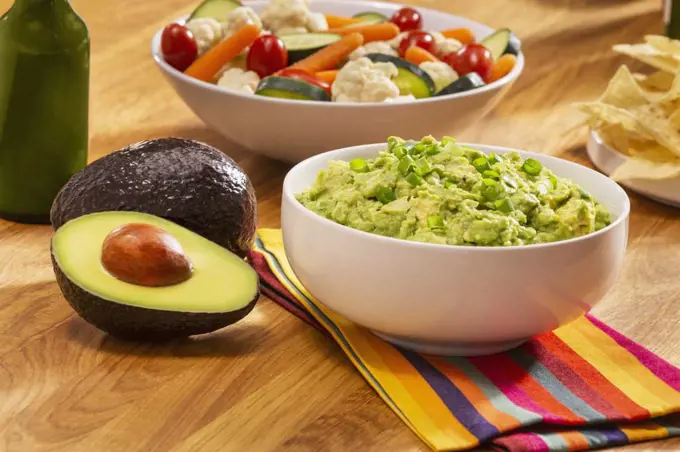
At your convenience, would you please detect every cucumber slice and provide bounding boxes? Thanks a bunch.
[480,28,520,60]
[352,12,388,25]
[255,76,331,102]
[365,53,435,99]
[189,0,242,22]
[436,73,485,96]
[279,33,342,64]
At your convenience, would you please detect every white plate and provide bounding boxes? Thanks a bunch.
[586,130,680,208]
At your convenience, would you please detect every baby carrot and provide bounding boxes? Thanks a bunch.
[488,54,517,82]
[404,46,440,65]
[315,70,339,84]
[325,23,400,43]
[440,27,475,44]
[289,32,364,73]
[325,14,361,28]
[184,24,260,82]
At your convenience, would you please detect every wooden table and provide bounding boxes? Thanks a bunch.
[1,0,679,450]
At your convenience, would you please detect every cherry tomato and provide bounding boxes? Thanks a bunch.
[247,35,289,78]
[277,68,331,95]
[444,43,494,82]
[390,7,422,32]
[398,30,435,57]
[161,23,198,72]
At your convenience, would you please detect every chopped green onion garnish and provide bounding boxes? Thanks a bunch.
[473,157,490,173]
[483,170,500,179]
[350,158,369,173]
[579,188,592,200]
[522,158,543,176]
[411,142,428,154]
[398,155,414,175]
[482,178,499,200]
[424,144,441,155]
[376,187,396,204]
[495,198,515,213]
[502,174,518,190]
[387,136,404,153]
[405,172,423,186]
[394,146,407,159]
[444,180,456,189]
[549,174,558,189]
[427,215,445,229]
[414,158,432,176]
[488,153,501,165]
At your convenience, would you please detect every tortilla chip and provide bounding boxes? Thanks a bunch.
[574,102,652,140]
[632,104,680,157]
[576,36,680,180]
[612,43,680,73]
[611,154,680,181]
[634,70,675,91]
[597,123,630,155]
[598,66,652,107]
[645,35,680,56]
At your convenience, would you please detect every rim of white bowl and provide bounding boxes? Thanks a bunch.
[150,1,525,108]
[283,142,631,252]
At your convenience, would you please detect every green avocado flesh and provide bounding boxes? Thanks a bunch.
[296,136,614,247]
[52,211,258,313]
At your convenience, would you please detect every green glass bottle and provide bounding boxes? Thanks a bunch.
[665,0,680,39]
[0,0,89,224]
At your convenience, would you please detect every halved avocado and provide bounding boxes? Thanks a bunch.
[365,53,435,99]
[50,138,257,258]
[51,211,260,341]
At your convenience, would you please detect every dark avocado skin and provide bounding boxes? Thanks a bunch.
[51,252,260,341]
[50,138,257,258]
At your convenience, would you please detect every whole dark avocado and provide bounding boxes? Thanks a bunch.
[50,138,257,257]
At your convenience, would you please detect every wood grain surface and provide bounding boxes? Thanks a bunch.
[1,0,679,451]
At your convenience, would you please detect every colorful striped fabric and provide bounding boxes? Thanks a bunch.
[250,229,680,452]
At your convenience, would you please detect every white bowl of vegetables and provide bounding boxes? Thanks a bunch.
[152,0,525,163]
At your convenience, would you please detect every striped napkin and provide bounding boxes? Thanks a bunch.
[249,229,680,452]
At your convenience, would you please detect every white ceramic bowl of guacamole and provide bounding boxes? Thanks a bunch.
[151,0,524,163]
[281,140,630,356]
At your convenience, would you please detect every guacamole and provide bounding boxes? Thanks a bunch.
[296,136,613,246]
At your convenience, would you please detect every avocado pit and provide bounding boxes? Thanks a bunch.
[101,223,193,287]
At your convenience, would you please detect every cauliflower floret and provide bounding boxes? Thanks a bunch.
[431,31,463,57]
[277,26,308,35]
[217,68,260,94]
[306,11,328,32]
[186,18,224,55]
[260,0,310,34]
[260,0,328,34]
[223,6,263,36]
[332,57,401,103]
[420,61,458,92]
[349,41,399,60]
